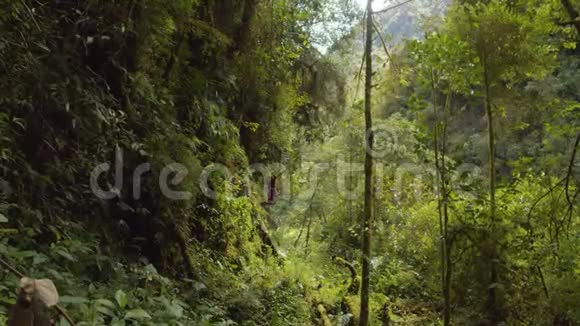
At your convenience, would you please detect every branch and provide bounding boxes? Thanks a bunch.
[0,256,76,326]
[564,132,580,207]
[526,177,566,223]
[372,17,398,72]
[356,10,368,95]
[536,265,550,299]
[294,177,322,247]
[19,0,41,32]
[372,0,414,15]
[524,132,580,238]
[333,256,358,294]
[564,132,580,226]
[0,256,23,278]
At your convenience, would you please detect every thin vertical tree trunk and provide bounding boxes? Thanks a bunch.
[305,214,312,256]
[445,243,452,325]
[432,74,452,326]
[349,121,354,223]
[360,0,374,324]
[484,62,500,323]
[431,71,447,326]
[442,91,451,326]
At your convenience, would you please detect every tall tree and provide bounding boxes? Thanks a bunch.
[359,0,374,324]
[437,90,452,326]
[410,31,477,325]
[447,1,556,321]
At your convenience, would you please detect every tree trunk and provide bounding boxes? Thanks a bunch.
[444,244,452,326]
[359,0,374,325]
[431,73,447,326]
[237,0,258,53]
[442,91,452,326]
[483,63,500,324]
[432,75,452,326]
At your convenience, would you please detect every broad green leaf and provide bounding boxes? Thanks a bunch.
[96,298,116,308]
[54,249,76,262]
[115,290,128,309]
[124,309,151,320]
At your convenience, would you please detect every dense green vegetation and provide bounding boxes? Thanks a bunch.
[0,0,578,325]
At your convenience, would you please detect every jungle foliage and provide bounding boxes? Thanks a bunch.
[0,0,579,325]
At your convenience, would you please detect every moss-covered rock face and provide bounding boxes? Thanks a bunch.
[0,0,348,323]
